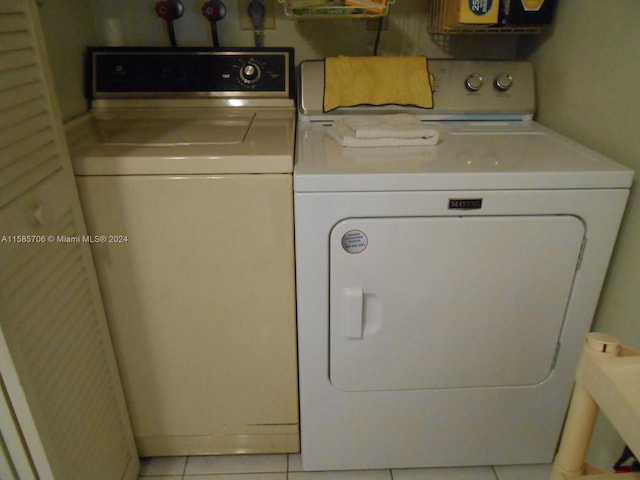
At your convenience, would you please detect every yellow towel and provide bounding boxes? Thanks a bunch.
[323,56,433,112]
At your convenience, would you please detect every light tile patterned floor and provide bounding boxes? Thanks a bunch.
[138,454,553,480]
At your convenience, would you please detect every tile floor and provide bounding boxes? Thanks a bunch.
[138,454,553,480]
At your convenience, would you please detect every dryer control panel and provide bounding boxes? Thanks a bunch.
[298,59,535,121]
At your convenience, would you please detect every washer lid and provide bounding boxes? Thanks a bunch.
[69,108,295,175]
[95,116,251,146]
[294,120,633,192]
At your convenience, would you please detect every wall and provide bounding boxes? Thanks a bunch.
[89,0,516,60]
[37,0,98,121]
[522,1,640,349]
[40,0,516,121]
[520,0,640,470]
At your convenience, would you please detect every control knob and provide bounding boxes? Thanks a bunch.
[494,73,513,91]
[465,73,484,92]
[240,62,261,84]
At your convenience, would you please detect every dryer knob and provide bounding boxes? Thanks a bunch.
[494,73,513,91]
[465,73,484,92]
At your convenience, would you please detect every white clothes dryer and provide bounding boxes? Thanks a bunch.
[293,60,633,471]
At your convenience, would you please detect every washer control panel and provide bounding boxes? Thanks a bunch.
[89,47,294,99]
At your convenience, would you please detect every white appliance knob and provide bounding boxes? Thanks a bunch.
[494,73,513,91]
[465,74,484,92]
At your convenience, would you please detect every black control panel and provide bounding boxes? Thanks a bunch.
[87,47,294,100]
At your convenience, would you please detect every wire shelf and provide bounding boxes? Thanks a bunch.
[279,0,394,19]
[427,0,548,35]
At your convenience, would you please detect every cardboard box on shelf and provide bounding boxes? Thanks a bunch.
[446,0,499,26]
[499,0,553,25]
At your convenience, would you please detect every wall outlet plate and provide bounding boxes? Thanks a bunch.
[239,0,276,30]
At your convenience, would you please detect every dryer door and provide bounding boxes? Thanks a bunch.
[329,215,585,392]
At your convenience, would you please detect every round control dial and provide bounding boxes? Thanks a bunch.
[494,73,513,91]
[240,62,261,85]
[465,73,484,92]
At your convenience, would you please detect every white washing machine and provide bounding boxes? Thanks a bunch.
[67,48,299,456]
[293,60,633,470]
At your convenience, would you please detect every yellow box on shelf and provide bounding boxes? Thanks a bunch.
[447,0,499,25]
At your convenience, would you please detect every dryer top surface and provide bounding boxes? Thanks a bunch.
[294,120,633,192]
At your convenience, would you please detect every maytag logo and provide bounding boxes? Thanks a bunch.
[448,198,483,210]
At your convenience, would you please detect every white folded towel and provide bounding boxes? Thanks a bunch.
[343,114,435,139]
[329,114,439,148]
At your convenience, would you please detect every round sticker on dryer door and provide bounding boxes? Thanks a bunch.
[341,230,368,254]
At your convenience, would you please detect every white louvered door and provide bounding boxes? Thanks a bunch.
[0,1,139,479]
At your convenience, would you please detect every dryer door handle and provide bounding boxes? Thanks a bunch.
[345,287,364,339]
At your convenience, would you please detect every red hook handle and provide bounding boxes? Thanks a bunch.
[202,1,222,21]
[155,1,175,21]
